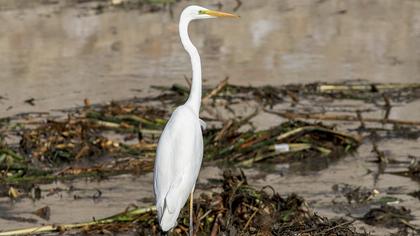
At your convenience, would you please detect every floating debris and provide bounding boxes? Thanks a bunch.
[333,183,379,204]
[7,186,20,199]
[32,206,51,221]
[360,205,414,229]
[408,190,420,201]
[391,156,420,181]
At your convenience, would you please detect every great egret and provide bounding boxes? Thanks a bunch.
[153,5,238,234]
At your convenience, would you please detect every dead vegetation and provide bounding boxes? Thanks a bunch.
[0,81,364,186]
[1,80,420,235]
[0,170,368,236]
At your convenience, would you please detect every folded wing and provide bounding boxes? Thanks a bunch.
[153,105,203,231]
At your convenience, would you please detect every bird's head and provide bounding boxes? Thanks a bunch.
[182,5,239,21]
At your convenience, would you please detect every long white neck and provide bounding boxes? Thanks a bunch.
[179,15,202,116]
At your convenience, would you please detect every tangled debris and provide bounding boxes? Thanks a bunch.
[391,156,420,181]
[408,190,420,201]
[0,170,368,236]
[406,158,420,180]
[333,183,380,204]
[0,82,363,186]
[360,205,414,229]
[332,183,417,231]
[1,80,420,234]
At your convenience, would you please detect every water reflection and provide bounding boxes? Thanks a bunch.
[1,0,420,117]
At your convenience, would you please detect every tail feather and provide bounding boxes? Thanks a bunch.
[159,204,181,231]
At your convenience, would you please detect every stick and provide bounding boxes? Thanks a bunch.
[243,209,258,230]
[184,75,192,89]
[202,78,229,104]
[210,213,221,236]
[318,83,420,92]
[0,206,156,236]
[90,119,161,135]
[116,114,158,127]
[318,220,355,234]
[214,120,233,141]
[266,110,420,127]
[238,143,313,166]
[275,125,359,143]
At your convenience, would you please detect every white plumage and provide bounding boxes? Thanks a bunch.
[154,106,203,231]
[153,5,238,232]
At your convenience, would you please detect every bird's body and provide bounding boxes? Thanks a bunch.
[154,105,203,231]
[153,5,238,232]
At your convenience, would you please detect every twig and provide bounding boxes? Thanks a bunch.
[266,110,420,127]
[210,213,222,236]
[238,143,314,166]
[203,77,229,104]
[235,108,259,128]
[116,115,157,127]
[356,110,365,129]
[398,218,418,230]
[318,220,355,234]
[90,119,161,135]
[184,75,192,89]
[382,94,391,122]
[0,206,156,236]
[198,210,213,221]
[318,83,420,92]
[243,209,258,230]
[286,90,299,104]
[233,0,242,12]
[214,120,233,141]
[275,125,359,143]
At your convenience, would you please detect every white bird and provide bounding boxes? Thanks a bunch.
[153,5,238,234]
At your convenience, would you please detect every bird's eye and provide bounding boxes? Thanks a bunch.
[198,10,206,15]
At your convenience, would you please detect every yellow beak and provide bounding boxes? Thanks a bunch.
[201,9,240,18]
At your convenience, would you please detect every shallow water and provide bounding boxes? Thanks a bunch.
[0,174,154,230]
[0,0,420,235]
[1,0,420,117]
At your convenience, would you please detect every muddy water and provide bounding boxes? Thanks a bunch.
[1,0,420,117]
[1,0,420,235]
